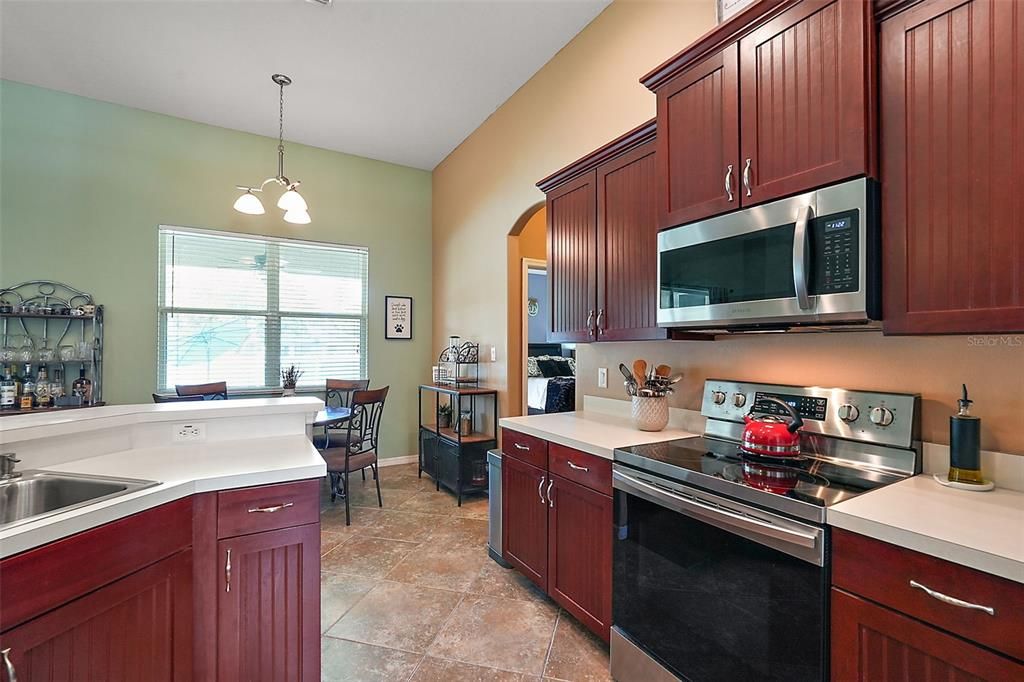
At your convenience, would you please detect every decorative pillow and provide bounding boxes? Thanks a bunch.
[537,357,574,378]
[527,356,542,377]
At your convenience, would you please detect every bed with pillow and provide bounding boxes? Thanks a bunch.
[526,344,576,415]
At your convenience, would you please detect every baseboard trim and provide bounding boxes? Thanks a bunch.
[377,455,418,467]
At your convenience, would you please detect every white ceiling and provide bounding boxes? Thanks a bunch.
[0,0,610,170]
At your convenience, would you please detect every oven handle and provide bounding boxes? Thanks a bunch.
[793,204,813,311]
[613,470,820,554]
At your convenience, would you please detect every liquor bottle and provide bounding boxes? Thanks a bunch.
[20,363,36,409]
[0,366,16,410]
[50,367,65,403]
[34,365,51,409]
[72,367,93,404]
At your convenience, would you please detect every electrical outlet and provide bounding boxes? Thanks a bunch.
[490,345,497,362]
[173,422,206,442]
[597,367,608,389]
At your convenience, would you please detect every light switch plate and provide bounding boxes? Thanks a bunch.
[490,345,497,362]
[597,367,608,389]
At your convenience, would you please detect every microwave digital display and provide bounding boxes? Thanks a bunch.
[825,217,851,232]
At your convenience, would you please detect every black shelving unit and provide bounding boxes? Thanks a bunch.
[417,383,498,505]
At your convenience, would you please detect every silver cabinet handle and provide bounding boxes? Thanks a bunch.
[909,580,995,616]
[793,204,813,311]
[247,502,294,514]
[596,309,605,336]
[586,310,594,337]
[742,158,752,197]
[725,164,734,202]
[567,461,590,473]
[537,475,546,505]
[546,479,554,508]
[1,647,16,682]
[513,443,530,451]
[225,548,232,593]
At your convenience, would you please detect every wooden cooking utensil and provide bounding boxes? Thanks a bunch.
[633,359,648,387]
[655,364,671,378]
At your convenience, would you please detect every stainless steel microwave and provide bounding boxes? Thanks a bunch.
[657,178,880,330]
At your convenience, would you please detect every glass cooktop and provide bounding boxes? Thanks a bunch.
[615,436,907,523]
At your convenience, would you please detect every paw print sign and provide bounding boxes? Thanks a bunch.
[385,296,413,339]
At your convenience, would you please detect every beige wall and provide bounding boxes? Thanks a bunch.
[433,0,1024,455]
[433,0,718,418]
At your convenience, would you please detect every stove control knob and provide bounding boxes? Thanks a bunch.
[837,404,860,423]
[711,390,727,405]
[732,393,747,408]
[869,406,895,427]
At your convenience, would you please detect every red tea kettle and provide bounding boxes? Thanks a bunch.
[741,397,804,457]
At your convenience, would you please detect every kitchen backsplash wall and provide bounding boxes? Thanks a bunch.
[577,333,1024,455]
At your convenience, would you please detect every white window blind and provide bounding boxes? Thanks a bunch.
[158,226,368,391]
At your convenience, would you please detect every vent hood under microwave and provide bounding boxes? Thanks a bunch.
[657,178,880,331]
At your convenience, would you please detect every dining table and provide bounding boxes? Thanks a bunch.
[312,406,351,429]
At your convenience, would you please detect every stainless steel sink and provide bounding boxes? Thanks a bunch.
[0,470,159,530]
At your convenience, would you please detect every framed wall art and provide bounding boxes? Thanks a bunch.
[385,295,413,340]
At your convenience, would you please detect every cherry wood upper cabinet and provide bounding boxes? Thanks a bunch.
[217,523,320,682]
[596,138,665,341]
[738,0,875,204]
[501,453,549,589]
[1,551,193,682]
[656,45,740,227]
[643,0,876,225]
[881,0,1024,333]
[546,171,598,343]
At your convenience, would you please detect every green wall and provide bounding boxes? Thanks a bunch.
[0,80,432,458]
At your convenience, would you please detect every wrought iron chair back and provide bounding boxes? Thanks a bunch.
[175,381,228,400]
[325,378,369,410]
[342,387,389,456]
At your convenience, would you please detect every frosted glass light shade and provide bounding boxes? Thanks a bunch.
[283,208,311,225]
[233,191,265,215]
[277,188,308,211]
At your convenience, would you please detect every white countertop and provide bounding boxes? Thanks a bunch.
[499,411,696,460]
[0,434,326,558]
[828,475,1024,583]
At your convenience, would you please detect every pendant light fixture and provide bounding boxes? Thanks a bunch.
[233,74,311,224]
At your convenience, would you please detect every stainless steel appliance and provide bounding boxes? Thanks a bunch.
[486,449,511,567]
[657,178,880,330]
[610,379,921,682]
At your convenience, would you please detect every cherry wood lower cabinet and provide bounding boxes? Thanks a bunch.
[501,428,612,642]
[1,550,193,681]
[217,524,320,682]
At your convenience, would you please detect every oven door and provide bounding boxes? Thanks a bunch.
[611,466,828,682]
[657,177,874,329]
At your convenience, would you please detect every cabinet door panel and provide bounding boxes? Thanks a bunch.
[1,550,193,682]
[547,172,597,343]
[501,454,548,589]
[831,588,1023,681]
[217,524,319,682]
[657,45,740,227]
[596,139,668,341]
[739,0,873,204]
[547,475,612,642]
[882,0,1024,333]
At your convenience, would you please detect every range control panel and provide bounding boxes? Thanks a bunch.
[701,379,920,449]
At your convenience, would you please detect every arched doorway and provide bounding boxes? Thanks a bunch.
[506,201,545,417]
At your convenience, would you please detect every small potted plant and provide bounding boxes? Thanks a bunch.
[281,365,303,397]
[437,402,453,429]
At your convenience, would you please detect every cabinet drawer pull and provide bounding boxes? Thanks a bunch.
[725,164,734,202]
[225,548,232,593]
[247,502,294,514]
[567,461,590,473]
[1,647,16,682]
[742,158,752,196]
[546,479,554,508]
[514,443,530,451]
[537,475,547,505]
[909,580,995,616]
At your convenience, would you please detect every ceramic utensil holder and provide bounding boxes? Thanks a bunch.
[632,395,669,432]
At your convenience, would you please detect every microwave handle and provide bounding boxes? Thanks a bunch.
[793,204,814,311]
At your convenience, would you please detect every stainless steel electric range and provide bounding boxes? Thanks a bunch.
[610,379,921,682]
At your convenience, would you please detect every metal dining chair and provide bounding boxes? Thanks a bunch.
[313,379,370,451]
[175,381,228,400]
[152,393,204,403]
[321,386,389,525]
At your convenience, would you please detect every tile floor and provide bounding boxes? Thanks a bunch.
[319,462,612,682]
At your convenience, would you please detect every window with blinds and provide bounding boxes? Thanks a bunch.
[157,226,368,391]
